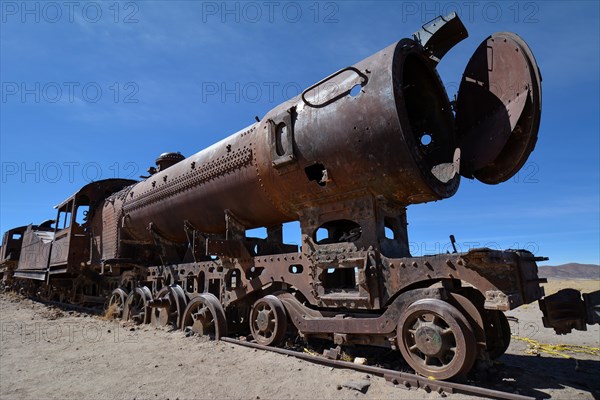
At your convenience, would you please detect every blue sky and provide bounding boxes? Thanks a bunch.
[1,1,598,266]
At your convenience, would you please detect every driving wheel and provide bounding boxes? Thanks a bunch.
[397,298,477,380]
[249,295,287,346]
[181,293,227,340]
[107,288,128,319]
[123,286,152,324]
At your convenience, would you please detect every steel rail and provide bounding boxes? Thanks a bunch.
[221,337,535,400]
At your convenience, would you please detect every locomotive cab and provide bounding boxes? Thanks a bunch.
[48,193,92,275]
[0,226,27,282]
[11,179,136,294]
[0,226,26,264]
[55,179,138,271]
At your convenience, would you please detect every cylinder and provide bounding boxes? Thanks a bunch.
[121,39,459,243]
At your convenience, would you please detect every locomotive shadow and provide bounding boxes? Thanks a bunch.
[323,342,599,399]
[30,296,104,316]
[487,353,600,399]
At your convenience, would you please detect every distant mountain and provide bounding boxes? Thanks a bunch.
[538,263,600,279]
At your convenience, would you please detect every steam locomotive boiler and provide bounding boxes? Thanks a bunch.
[1,14,597,380]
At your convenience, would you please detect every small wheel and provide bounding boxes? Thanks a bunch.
[397,299,477,380]
[107,288,128,319]
[249,295,287,346]
[123,286,152,324]
[181,294,227,340]
[486,310,511,359]
[150,284,188,329]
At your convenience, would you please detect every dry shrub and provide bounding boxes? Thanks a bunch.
[103,303,118,321]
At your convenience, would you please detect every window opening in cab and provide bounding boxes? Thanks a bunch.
[74,196,90,228]
[75,205,90,227]
[56,201,73,231]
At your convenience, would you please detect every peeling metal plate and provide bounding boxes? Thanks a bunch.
[412,12,468,65]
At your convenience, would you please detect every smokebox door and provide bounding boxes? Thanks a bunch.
[455,32,542,184]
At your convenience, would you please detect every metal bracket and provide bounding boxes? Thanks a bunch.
[183,220,209,263]
[412,12,468,65]
[269,107,297,169]
[224,210,246,241]
[206,238,251,260]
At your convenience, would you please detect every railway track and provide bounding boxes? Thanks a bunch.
[221,337,535,400]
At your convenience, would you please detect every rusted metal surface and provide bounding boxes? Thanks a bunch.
[249,295,288,346]
[149,284,187,328]
[123,286,152,324]
[456,32,542,183]
[181,293,227,339]
[0,226,29,283]
[539,288,600,334]
[1,226,27,266]
[14,224,54,280]
[114,24,470,244]
[412,13,468,65]
[397,298,477,379]
[108,288,128,319]
[2,13,597,381]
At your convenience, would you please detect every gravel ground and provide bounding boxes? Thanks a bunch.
[1,283,598,400]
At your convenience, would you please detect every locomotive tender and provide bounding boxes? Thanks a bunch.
[1,14,597,380]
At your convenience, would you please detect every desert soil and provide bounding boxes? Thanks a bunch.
[1,279,599,400]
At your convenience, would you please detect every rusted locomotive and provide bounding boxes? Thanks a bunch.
[1,14,597,380]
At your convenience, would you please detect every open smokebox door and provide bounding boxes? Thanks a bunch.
[455,32,542,184]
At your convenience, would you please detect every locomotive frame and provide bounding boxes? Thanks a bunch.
[1,13,597,380]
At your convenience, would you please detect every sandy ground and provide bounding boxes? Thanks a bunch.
[0,280,598,400]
